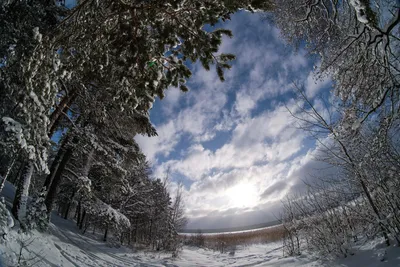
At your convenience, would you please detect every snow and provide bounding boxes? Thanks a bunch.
[2,117,26,149]
[1,182,400,266]
[349,0,372,26]
[2,216,400,267]
[1,220,312,267]
[32,27,42,43]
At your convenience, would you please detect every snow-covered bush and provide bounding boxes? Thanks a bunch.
[281,185,359,258]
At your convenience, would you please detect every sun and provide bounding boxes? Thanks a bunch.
[226,183,259,208]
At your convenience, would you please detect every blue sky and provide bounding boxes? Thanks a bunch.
[136,11,332,229]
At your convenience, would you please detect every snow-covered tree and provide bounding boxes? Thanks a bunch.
[273,0,399,124]
[171,182,188,232]
[284,85,400,257]
[26,187,48,232]
[0,0,67,222]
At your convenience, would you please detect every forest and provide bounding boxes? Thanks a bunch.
[0,0,399,265]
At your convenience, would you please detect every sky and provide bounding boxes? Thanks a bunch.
[135,11,333,230]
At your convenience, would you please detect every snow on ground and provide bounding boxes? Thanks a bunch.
[1,212,312,267]
[1,213,400,267]
[1,181,400,266]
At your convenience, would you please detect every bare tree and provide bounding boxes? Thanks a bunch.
[273,0,399,124]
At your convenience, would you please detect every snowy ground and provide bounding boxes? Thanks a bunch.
[1,212,400,267]
[1,181,400,266]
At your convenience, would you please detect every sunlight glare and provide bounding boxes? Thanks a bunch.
[226,183,259,208]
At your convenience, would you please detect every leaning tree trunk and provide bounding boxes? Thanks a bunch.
[43,148,67,191]
[48,88,77,138]
[43,132,73,191]
[12,161,34,225]
[359,177,391,246]
[44,137,76,217]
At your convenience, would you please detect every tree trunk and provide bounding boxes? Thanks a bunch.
[103,226,108,242]
[76,200,81,226]
[0,154,17,193]
[10,160,25,185]
[83,219,90,235]
[335,136,390,246]
[359,178,391,246]
[79,209,86,230]
[44,138,76,217]
[12,161,34,224]
[43,148,67,191]
[57,204,62,215]
[63,190,76,219]
[43,132,73,192]
[134,219,138,243]
[48,89,77,138]
[149,219,153,243]
[82,148,94,177]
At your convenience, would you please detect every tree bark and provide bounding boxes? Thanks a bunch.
[134,219,138,243]
[83,217,90,234]
[79,209,86,230]
[48,89,77,138]
[43,148,67,191]
[63,190,76,219]
[44,137,76,216]
[359,178,390,246]
[103,225,108,242]
[76,200,81,226]
[10,160,25,185]
[12,161,34,224]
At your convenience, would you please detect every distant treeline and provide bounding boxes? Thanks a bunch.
[180,220,281,234]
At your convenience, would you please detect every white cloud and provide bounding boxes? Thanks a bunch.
[137,64,229,162]
[135,120,180,163]
[182,142,337,229]
[162,87,184,115]
[231,103,296,147]
[151,100,309,220]
[283,50,308,72]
